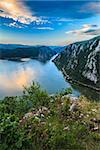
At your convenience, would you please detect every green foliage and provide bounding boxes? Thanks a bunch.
[23,82,50,108]
[0,113,19,150]
[0,83,100,150]
[59,87,72,96]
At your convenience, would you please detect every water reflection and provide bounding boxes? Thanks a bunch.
[0,62,37,98]
[0,59,99,101]
[0,59,80,99]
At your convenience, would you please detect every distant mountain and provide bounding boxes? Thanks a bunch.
[0,45,56,62]
[53,36,100,90]
[0,44,31,49]
[50,46,66,53]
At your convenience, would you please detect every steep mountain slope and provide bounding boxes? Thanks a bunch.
[53,36,100,89]
[0,45,56,62]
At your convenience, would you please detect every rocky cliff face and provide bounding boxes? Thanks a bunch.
[53,36,100,89]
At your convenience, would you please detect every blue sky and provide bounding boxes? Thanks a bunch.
[0,0,100,46]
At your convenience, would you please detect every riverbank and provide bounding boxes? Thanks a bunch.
[61,68,100,92]
[0,83,100,150]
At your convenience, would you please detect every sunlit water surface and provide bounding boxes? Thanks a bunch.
[0,58,99,100]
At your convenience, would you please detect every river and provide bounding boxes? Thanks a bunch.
[0,58,99,100]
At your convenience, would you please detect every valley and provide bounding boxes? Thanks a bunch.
[0,36,100,100]
[0,1,100,149]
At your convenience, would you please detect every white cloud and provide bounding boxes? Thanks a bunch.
[36,27,54,30]
[5,22,24,28]
[0,0,42,25]
[66,24,100,35]
[57,18,73,22]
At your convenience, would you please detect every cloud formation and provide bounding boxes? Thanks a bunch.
[0,0,38,24]
[66,24,100,35]
[5,22,24,28]
[56,18,73,22]
[36,27,54,30]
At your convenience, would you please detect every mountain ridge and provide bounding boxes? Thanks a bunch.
[0,45,56,62]
[53,36,100,90]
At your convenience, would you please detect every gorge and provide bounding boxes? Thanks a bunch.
[53,36,100,93]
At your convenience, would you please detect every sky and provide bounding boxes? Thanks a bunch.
[0,0,100,46]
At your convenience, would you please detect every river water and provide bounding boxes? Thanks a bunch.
[0,58,99,100]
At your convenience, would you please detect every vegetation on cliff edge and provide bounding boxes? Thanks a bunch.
[0,82,100,150]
